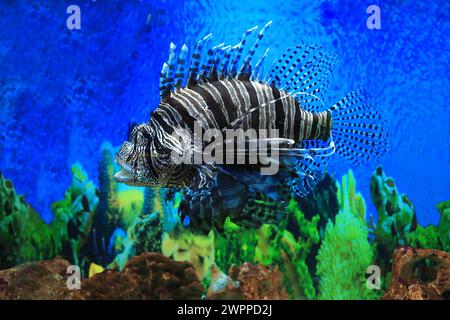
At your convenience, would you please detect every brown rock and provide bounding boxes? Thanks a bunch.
[207,263,288,300]
[76,253,204,300]
[206,264,242,300]
[0,257,76,300]
[383,247,450,300]
[0,253,204,300]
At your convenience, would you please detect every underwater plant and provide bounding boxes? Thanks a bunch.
[0,162,98,270]
[51,162,99,267]
[128,211,163,254]
[436,201,450,252]
[316,169,377,300]
[95,141,121,261]
[316,207,376,300]
[0,172,58,268]
[370,166,416,254]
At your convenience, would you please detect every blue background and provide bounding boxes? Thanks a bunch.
[0,0,448,225]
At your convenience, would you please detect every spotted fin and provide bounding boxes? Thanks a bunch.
[330,89,389,165]
[266,44,338,112]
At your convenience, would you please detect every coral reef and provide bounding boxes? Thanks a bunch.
[229,263,288,300]
[383,247,450,300]
[2,144,448,301]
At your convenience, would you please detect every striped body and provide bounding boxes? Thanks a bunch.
[152,79,332,144]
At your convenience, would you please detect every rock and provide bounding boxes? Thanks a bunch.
[0,257,76,300]
[206,264,242,300]
[231,263,288,300]
[76,252,204,300]
[207,263,288,300]
[0,253,204,300]
[383,247,450,300]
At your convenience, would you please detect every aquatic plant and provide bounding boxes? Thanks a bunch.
[51,162,98,267]
[0,172,58,268]
[117,189,143,228]
[436,201,450,252]
[158,188,182,232]
[128,211,163,254]
[214,199,320,300]
[95,142,121,258]
[276,200,320,299]
[0,163,98,270]
[316,208,376,300]
[370,166,416,254]
[214,218,259,273]
[316,170,377,300]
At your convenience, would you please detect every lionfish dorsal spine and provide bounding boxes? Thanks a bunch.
[158,21,273,99]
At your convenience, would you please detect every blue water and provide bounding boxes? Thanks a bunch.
[0,0,448,225]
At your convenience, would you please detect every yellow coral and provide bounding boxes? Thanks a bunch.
[162,228,215,281]
[88,262,105,278]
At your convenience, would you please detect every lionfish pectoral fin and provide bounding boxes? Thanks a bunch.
[329,89,389,165]
[278,140,334,197]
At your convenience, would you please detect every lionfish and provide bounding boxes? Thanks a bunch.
[114,22,389,233]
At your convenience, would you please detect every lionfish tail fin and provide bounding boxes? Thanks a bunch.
[330,89,389,165]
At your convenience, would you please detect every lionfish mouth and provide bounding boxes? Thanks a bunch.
[114,169,133,183]
[114,156,134,183]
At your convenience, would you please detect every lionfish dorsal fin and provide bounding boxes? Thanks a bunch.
[266,44,338,112]
[158,21,273,99]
